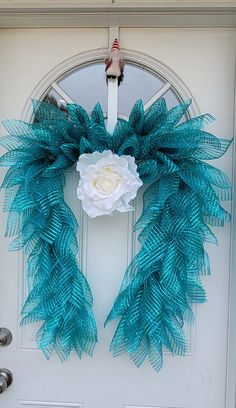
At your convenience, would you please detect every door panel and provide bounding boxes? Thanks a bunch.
[0,27,235,408]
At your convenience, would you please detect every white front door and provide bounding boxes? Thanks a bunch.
[0,27,235,408]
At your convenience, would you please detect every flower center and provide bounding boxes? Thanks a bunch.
[93,165,121,195]
[97,177,117,194]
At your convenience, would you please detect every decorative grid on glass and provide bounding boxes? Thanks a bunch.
[43,61,185,123]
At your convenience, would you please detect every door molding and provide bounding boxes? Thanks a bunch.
[226,58,236,408]
[1,2,236,28]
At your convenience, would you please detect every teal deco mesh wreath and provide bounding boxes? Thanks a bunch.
[0,97,231,371]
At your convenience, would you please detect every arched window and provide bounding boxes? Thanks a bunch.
[44,62,183,117]
[22,49,199,121]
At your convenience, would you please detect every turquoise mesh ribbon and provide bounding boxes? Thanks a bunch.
[0,98,231,370]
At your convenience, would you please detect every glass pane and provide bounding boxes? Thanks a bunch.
[59,63,107,114]
[118,63,164,116]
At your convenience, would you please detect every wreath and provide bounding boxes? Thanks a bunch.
[0,97,231,371]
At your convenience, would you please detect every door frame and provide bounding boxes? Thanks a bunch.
[0,3,236,407]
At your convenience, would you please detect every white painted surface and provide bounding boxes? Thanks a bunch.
[0,27,235,408]
[106,78,118,134]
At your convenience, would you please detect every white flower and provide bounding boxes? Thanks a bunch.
[76,150,143,218]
